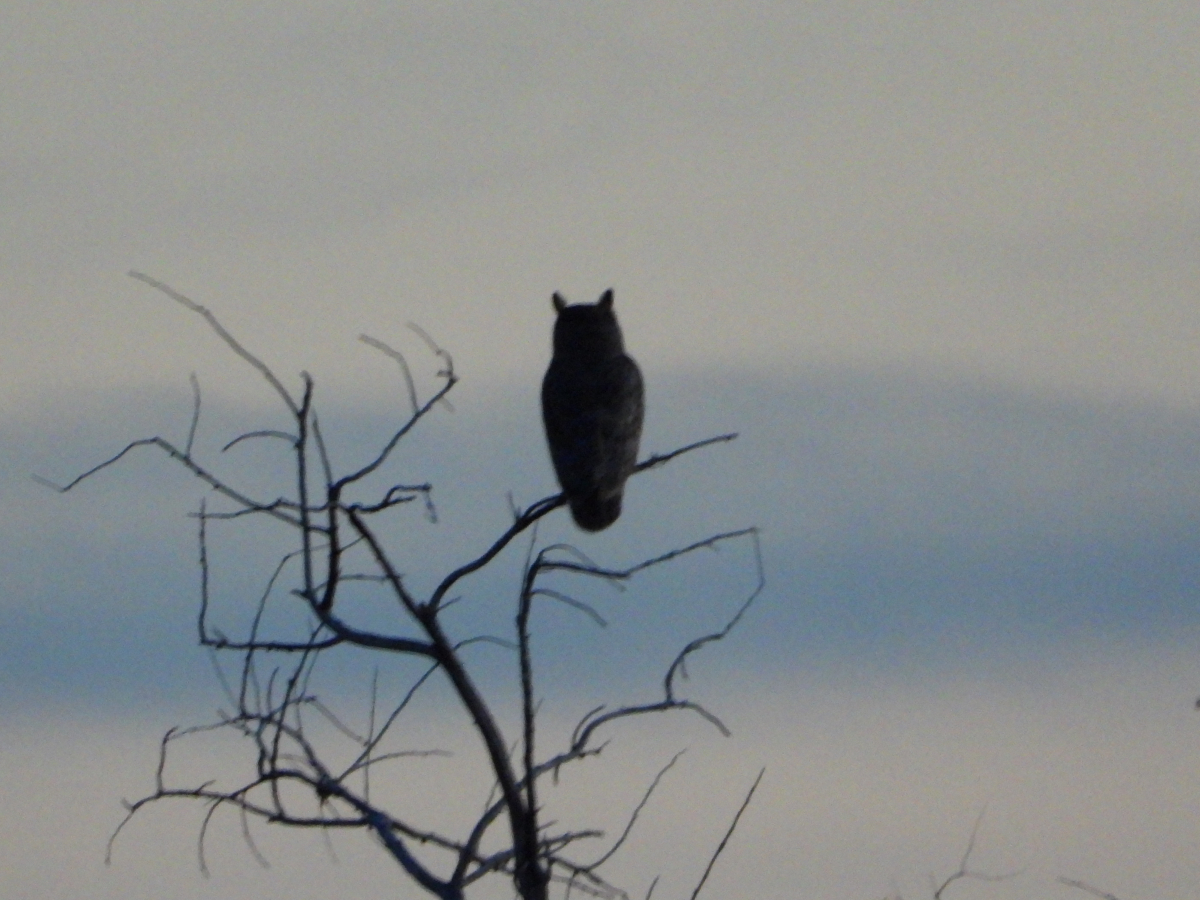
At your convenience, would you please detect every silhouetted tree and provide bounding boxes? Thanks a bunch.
[44,273,764,900]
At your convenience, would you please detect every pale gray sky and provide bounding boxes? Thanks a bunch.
[3,2,1199,407]
[3,3,1200,898]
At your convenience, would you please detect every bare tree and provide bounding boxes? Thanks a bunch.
[42,273,764,900]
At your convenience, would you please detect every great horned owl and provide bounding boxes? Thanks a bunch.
[541,290,644,532]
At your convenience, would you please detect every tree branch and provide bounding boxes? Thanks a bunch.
[128,271,300,416]
[689,767,765,900]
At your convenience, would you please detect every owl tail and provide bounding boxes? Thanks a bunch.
[569,491,623,532]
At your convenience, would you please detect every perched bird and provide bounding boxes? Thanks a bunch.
[541,290,644,531]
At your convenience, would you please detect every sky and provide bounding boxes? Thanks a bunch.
[3,2,1200,898]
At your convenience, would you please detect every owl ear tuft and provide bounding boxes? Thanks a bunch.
[598,289,614,309]
[552,292,568,313]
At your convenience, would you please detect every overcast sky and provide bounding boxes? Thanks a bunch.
[3,3,1200,898]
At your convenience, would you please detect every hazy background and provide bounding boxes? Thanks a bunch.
[3,2,1200,898]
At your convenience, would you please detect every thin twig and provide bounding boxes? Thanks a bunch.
[689,767,765,900]
[586,751,684,869]
[128,271,300,416]
[222,429,296,452]
[931,809,1020,900]
[360,334,420,417]
[186,372,202,456]
[1058,878,1125,900]
[34,435,306,529]
[635,433,738,474]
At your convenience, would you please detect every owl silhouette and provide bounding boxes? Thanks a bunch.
[541,290,644,531]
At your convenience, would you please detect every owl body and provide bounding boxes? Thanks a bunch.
[541,290,644,531]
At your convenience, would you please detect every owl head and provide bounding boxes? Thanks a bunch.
[550,290,625,359]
